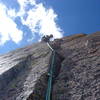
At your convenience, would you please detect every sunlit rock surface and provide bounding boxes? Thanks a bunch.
[0,32,100,100]
[0,43,51,100]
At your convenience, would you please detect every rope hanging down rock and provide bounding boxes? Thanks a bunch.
[45,42,56,100]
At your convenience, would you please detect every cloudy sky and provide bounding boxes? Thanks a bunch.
[0,0,100,54]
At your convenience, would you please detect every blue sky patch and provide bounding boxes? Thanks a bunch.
[0,0,20,12]
[0,0,100,54]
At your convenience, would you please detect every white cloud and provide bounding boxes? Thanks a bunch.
[0,0,63,45]
[7,9,16,18]
[0,3,23,45]
[17,0,36,17]
[17,0,63,40]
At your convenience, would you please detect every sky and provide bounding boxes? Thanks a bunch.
[0,0,100,54]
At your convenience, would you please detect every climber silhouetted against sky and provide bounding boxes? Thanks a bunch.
[41,34,53,42]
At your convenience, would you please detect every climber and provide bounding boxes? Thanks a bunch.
[41,34,53,42]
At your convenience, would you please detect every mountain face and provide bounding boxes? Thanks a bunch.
[0,32,100,100]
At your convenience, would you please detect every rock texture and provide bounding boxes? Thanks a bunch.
[0,43,51,100]
[52,32,100,100]
[0,32,100,100]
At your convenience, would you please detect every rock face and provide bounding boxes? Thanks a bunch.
[0,32,100,100]
[0,43,51,100]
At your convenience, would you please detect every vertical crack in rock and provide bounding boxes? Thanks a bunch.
[52,32,100,100]
[27,50,65,100]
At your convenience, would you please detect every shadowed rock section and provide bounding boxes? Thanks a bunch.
[0,32,100,100]
[27,51,64,100]
[0,55,31,91]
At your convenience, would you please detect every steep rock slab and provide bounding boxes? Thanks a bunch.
[27,32,100,100]
[52,32,100,100]
[0,32,100,100]
[0,42,51,100]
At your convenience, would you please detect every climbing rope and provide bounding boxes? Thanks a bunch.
[46,42,56,100]
[47,42,54,51]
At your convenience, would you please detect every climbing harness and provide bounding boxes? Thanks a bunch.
[45,42,56,100]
